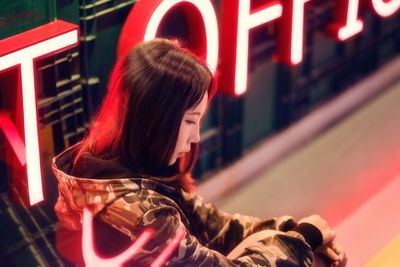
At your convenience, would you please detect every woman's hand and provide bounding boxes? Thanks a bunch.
[316,241,347,267]
[298,215,347,266]
[298,214,336,245]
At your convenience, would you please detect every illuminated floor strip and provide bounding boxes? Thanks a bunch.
[366,234,400,267]
[335,174,400,266]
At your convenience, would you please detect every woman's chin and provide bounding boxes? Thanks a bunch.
[168,157,177,166]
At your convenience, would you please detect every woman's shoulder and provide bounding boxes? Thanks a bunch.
[97,178,188,235]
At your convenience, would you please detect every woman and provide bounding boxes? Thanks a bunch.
[52,38,346,266]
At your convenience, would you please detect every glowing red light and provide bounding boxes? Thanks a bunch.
[0,20,79,205]
[118,0,399,96]
[118,0,218,74]
[0,113,26,165]
[327,0,364,41]
[82,208,153,267]
[150,228,185,267]
[277,0,310,65]
[82,208,184,267]
[220,0,282,96]
[371,0,400,17]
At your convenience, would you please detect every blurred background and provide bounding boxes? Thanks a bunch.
[0,0,399,266]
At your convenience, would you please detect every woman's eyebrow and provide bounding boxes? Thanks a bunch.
[186,111,202,116]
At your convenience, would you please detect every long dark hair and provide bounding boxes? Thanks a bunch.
[74,38,217,191]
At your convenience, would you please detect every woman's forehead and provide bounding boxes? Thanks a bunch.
[186,93,208,114]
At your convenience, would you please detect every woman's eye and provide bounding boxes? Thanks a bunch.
[185,120,196,125]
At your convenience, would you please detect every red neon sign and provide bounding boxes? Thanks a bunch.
[0,113,26,166]
[326,0,364,41]
[370,0,400,17]
[119,0,399,96]
[82,208,184,267]
[0,20,79,205]
[118,0,218,74]
[277,0,310,65]
[220,0,283,95]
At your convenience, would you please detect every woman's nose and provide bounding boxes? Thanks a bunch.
[190,128,201,144]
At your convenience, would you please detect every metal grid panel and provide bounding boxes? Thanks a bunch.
[0,0,56,39]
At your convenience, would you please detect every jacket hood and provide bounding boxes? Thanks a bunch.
[52,144,179,230]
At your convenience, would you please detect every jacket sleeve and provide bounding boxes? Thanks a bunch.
[183,191,299,254]
[98,196,314,267]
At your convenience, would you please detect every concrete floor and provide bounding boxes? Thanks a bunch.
[210,77,400,266]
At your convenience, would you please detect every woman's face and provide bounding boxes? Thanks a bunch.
[169,92,208,165]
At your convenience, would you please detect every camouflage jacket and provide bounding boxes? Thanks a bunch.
[53,145,315,266]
